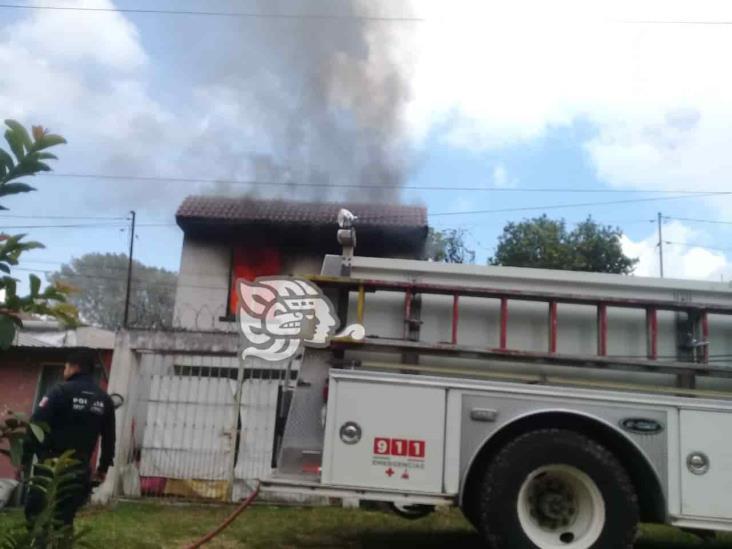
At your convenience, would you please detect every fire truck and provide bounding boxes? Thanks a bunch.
[257,219,732,548]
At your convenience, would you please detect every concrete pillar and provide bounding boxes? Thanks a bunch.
[92,330,139,503]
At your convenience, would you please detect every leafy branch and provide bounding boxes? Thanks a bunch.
[0,412,44,468]
[0,119,78,349]
[0,449,89,549]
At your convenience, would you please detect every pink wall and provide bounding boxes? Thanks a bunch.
[0,356,43,479]
[0,349,114,480]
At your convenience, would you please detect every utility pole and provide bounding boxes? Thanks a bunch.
[123,210,136,328]
[657,212,664,278]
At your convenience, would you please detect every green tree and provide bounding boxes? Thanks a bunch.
[49,253,178,329]
[425,228,475,264]
[0,120,76,349]
[490,215,638,274]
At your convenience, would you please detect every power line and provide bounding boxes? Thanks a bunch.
[43,172,731,195]
[665,241,732,254]
[1,4,730,26]
[0,198,720,227]
[0,222,175,229]
[0,223,127,229]
[665,216,732,227]
[0,214,127,220]
[21,259,135,269]
[623,19,732,25]
[0,3,427,22]
[430,192,732,217]
[20,259,223,277]
[13,266,195,288]
[19,259,67,266]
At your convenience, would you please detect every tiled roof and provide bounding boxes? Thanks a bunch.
[176,196,427,228]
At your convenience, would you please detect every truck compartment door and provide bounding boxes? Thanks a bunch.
[680,410,732,519]
[322,378,446,493]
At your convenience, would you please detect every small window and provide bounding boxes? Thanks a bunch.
[173,364,297,381]
[34,364,64,410]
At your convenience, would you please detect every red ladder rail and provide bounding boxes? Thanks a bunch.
[312,275,731,371]
[499,297,509,351]
[597,304,608,357]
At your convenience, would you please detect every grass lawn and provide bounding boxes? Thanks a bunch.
[1,500,731,548]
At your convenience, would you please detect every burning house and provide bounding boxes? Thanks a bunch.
[107,196,427,501]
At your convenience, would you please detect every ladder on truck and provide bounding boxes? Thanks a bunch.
[310,275,732,399]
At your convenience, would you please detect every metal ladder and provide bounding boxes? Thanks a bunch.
[310,275,732,395]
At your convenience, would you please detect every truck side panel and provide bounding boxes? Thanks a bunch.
[680,410,732,519]
[322,377,447,493]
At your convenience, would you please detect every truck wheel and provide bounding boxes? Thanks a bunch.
[389,502,434,520]
[479,429,638,549]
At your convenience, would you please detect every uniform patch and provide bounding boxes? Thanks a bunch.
[39,396,49,408]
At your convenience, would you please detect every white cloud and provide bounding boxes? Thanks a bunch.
[13,0,146,71]
[0,0,166,164]
[621,221,730,280]
[403,0,732,198]
[492,163,515,188]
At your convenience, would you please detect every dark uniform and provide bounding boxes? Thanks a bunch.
[25,372,116,525]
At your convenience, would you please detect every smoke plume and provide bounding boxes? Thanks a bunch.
[185,0,416,203]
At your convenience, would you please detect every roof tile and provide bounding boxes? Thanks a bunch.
[176,196,427,228]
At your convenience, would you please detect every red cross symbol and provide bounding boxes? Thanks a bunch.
[385,467,395,477]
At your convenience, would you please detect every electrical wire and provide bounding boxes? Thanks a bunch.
[430,191,731,217]
[1,195,718,227]
[1,4,730,27]
[0,223,127,229]
[0,3,426,22]
[0,214,127,220]
[665,241,732,254]
[12,266,222,291]
[0,223,175,229]
[665,216,732,227]
[623,19,732,25]
[41,172,732,195]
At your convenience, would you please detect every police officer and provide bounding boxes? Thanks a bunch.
[24,350,116,528]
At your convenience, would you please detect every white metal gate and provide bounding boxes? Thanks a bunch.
[131,352,292,501]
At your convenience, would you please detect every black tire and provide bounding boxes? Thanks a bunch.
[478,429,638,549]
[389,502,435,520]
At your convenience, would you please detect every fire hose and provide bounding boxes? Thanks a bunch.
[184,482,260,549]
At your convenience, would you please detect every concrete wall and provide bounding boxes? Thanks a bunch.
[174,236,231,332]
[173,235,326,331]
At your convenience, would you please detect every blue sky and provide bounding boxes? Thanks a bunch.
[4,0,732,287]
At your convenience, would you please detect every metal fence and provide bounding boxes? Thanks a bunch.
[114,333,302,503]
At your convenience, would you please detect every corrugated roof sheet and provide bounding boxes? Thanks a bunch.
[176,196,427,228]
[11,323,115,350]
[12,331,51,348]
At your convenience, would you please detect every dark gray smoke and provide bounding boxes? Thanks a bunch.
[187,0,416,203]
[88,0,416,211]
